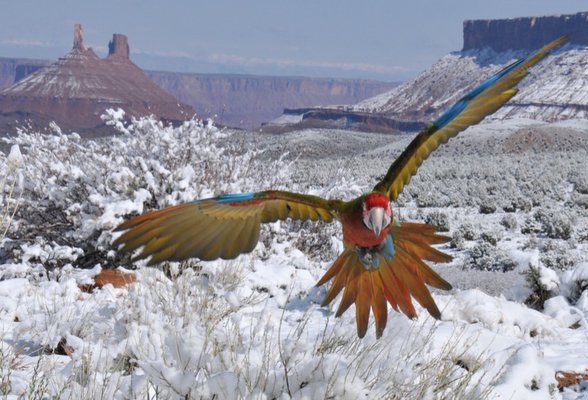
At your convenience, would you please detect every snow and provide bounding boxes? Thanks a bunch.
[355,44,588,123]
[0,114,587,398]
[266,112,305,126]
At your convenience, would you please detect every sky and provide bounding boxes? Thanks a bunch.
[0,1,586,82]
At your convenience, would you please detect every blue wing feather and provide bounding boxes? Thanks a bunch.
[215,192,257,203]
[433,58,526,129]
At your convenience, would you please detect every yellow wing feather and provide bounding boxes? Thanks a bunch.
[113,190,339,264]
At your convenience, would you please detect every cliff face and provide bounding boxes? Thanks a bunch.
[146,72,397,128]
[0,58,49,89]
[463,11,588,51]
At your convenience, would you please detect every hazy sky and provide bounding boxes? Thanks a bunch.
[0,1,586,81]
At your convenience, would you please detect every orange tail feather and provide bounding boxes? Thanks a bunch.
[316,222,452,338]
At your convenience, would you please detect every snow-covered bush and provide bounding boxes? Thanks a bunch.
[450,222,478,249]
[480,230,501,246]
[524,256,588,313]
[512,197,533,212]
[291,220,340,262]
[415,191,452,208]
[500,214,517,230]
[523,260,560,310]
[570,173,588,195]
[539,241,579,271]
[0,145,23,242]
[521,215,543,235]
[570,193,588,210]
[424,210,450,232]
[1,113,292,273]
[533,208,574,240]
[560,262,588,306]
[478,200,497,215]
[464,242,517,272]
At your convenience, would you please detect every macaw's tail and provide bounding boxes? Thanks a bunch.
[316,222,453,338]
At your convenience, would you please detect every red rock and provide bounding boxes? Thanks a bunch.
[0,24,194,135]
[79,269,136,292]
[555,370,588,390]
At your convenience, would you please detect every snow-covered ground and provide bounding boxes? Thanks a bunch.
[0,112,587,399]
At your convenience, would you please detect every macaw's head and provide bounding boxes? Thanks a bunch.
[362,193,392,238]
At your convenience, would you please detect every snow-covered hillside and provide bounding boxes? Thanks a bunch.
[355,43,588,122]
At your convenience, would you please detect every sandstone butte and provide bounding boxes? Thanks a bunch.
[0,24,194,135]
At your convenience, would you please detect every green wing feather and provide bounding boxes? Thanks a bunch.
[113,190,341,264]
[374,35,567,200]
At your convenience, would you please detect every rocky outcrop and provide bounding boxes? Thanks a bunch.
[0,25,194,135]
[463,11,588,51]
[108,33,130,59]
[73,23,84,50]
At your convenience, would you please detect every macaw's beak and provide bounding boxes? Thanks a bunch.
[368,207,386,238]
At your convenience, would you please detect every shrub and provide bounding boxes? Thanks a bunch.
[1,114,293,271]
[570,193,588,210]
[450,222,479,249]
[523,262,559,310]
[540,252,577,271]
[459,222,478,240]
[572,174,588,194]
[450,233,465,250]
[560,262,588,304]
[512,197,533,212]
[521,216,542,235]
[424,210,450,232]
[480,231,501,246]
[464,242,517,272]
[0,145,23,242]
[533,209,574,240]
[415,191,451,208]
[500,214,518,230]
[479,201,497,215]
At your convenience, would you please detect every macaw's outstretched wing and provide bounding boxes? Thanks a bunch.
[113,190,340,265]
[316,222,452,338]
[373,35,567,201]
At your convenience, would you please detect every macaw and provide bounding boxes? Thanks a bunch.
[114,36,565,338]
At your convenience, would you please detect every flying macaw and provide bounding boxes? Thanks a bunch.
[114,36,566,338]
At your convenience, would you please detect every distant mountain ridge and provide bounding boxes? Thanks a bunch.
[0,58,397,131]
[265,11,588,132]
[145,72,396,129]
[354,43,588,122]
[353,11,588,124]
